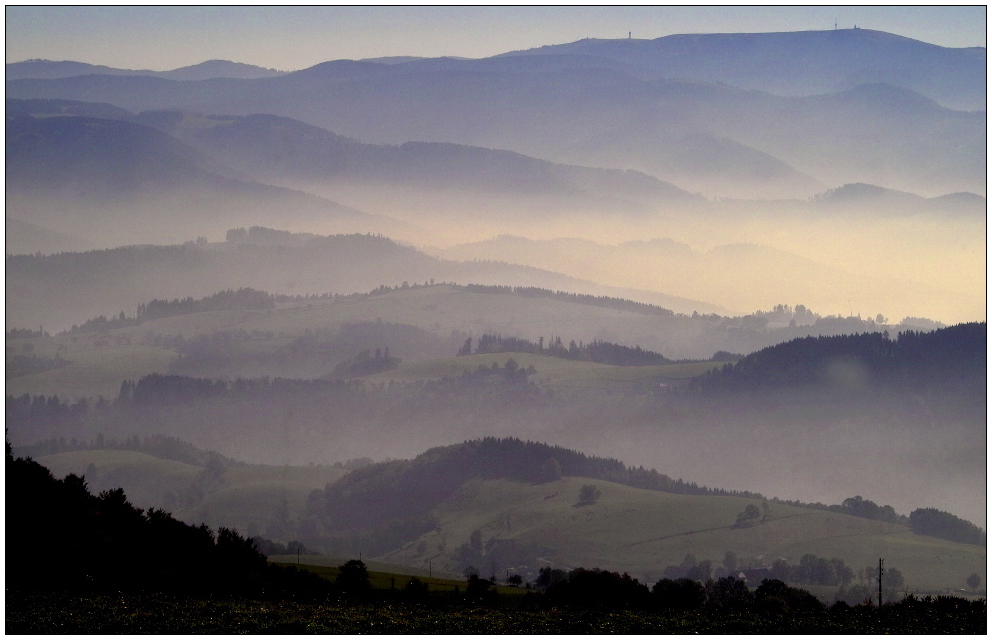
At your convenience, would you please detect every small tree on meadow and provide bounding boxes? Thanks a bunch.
[966,572,981,591]
[735,504,761,527]
[579,484,601,503]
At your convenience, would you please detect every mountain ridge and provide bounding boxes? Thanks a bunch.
[8,41,981,197]
[6,58,287,81]
[498,28,985,110]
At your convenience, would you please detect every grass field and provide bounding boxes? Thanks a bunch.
[381,476,986,595]
[35,450,347,536]
[36,450,202,507]
[364,351,724,390]
[270,557,474,590]
[176,464,348,534]
[6,342,176,399]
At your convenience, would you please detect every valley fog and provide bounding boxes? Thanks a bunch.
[6,10,986,613]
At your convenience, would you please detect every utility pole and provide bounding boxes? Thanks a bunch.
[878,558,884,609]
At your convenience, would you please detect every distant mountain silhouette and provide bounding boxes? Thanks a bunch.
[5,59,158,80]
[6,58,286,81]
[812,182,986,216]
[360,56,429,65]
[499,29,985,111]
[156,60,286,81]
[6,97,134,120]
[5,113,405,247]
[8,38,981,196]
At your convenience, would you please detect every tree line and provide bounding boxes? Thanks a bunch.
[459,333,673,366]
[68,287,275,334]
[693,323,986,394]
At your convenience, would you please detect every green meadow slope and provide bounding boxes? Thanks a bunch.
[362,352,724,390]
[29,447,985,596]
[36,450,347,537]
[381,476,985,594]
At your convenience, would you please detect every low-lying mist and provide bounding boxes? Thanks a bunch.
[8,367,984,526]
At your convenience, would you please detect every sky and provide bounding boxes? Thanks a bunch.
[6,5,987,71]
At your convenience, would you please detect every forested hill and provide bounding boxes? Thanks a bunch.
[694,322,985,393]
[307,437,760,534]
[5,446,325,596]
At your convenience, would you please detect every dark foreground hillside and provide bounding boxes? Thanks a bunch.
[6,589,985,634]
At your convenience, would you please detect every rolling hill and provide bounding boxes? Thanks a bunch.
[6,276,968,402]
[35,449,347,538]
[5,230,728,335]
[38,441,986,594]
[383,475,984,593]
[8,315,984,527]
[5,113,407,249]
[22,437,985,594]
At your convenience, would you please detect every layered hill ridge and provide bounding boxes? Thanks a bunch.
[8,29,983,197]
[4,230,729,334]
[139,111,701,210]
[436,235,985,326]
[5,113,407,248]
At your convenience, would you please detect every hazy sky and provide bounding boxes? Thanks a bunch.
[6,6,986,71]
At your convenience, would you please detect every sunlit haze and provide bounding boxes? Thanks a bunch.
[5,6,986,620]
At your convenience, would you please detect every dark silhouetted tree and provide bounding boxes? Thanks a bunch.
[336,559,371,594]
[653,577,707,611]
